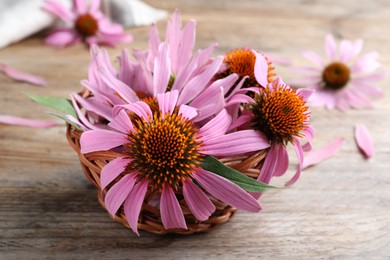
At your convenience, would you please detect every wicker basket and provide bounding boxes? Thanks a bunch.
[66,101,267,235]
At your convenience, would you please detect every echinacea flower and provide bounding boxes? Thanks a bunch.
[80,91,270,235]
[220,48,276,89]
[42,0,132,47]
[293,34,385,111]
[248,79,315,187]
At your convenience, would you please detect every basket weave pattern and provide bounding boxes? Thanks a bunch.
[66,104,267,235]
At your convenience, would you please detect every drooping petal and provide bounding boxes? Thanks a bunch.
[302,125,315,152]
[253,51,269,87]
[0,115,59,128]
[72,93,112,121]
[183,179,215,221]
[157,90,178,116]
[257,143,289,182]
[101,157,132,190]
[193,169,261,212]
[160,184,187,230]
[123,179,149,236]
[0,64,47,86]
[108,109,134,134]
[354,124,374,158]
[153,42,171,95]
[285,137,304,186]
[80,129,126,153]
[105,174,137,216]
[302,137,345,169]
[203,130,270,157]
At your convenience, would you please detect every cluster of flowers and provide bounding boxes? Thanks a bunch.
[62,10,316,235]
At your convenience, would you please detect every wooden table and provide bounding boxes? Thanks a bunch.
[1,0,389,258]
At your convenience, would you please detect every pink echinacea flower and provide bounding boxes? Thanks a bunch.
[80,91,270,235]
[293,34,385,111]
[42,0,132,47]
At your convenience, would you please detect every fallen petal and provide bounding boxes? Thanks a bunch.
[0,64,47,86]
[354,124,374,159]
[0,115,59,128]
[302,137,345,169]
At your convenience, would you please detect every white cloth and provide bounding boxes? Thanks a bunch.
[0,0,167,49]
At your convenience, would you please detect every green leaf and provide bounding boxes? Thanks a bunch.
[201,155,279,192]
[27,94,77,118]
[47,112,81,131]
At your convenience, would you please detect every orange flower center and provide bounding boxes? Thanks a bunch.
[224,48,276,87]
[75,14,98,37]
[322,62,350,90]
[125,111,203,190]
[251,86,309,144]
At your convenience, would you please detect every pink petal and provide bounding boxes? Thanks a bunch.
[178,56,223,104]
[339,39,354,63]
[183,179,215,221]
[70,95,99,130]
[42,0,75,22]
[73,0,86,14]
[302,125,316,152]
[166,9,181,73]
[285,137,304,186]
[157,91,178,116]
[71,93,112,120]
[199,109,232,141]
[257,143,289,182]
[108,109,134,134]
[0,64,47,86]
[203,130,271,157]
[302,137,345,169]
[177,19,196,73]
[302,51,324,67]
[355,124,374,158]
[101,157,132,190]
[296,88,314,102]
[253,50,269,87]
[153,42,171,95]
[178,105,198,120]
[160,185,187,230]
[124,179,149,236]
[89,0,101,13]
[225,76,249,100]
[80,129,126,153]
[197,43,218,68]
[325,34,337,60]
[114,102,152,122]
[99,66,139,104]
[0,115,59,128]
[44,29,80,47]
[148,23,161,60]
[193,169,261,212]
[105,174,137,216]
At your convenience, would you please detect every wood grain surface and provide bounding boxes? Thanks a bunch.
[1,0,389,259]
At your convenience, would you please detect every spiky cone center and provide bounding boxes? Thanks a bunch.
[251,86,309,145]
[125,110,203,190]
[322,62,350,90]
[224,48,276,87]
[75,14,98,37]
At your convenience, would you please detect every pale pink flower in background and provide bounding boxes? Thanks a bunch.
[80,91,269,235]
[42,0,132,47]
[292,34,385,111]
